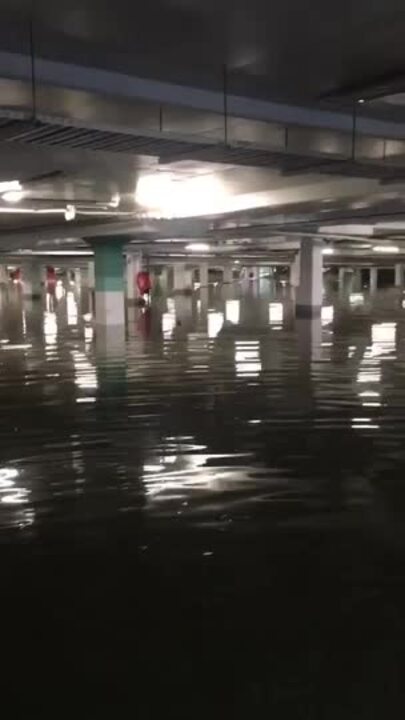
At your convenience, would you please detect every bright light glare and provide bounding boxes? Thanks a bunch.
[64,204,76,222]
[269,302,283,325]
[110,193,120,208]
[372,322,396,345]
[55,280,64,301]
[3,189,25,203]
[66,292,78,326]
[208,311,224,338]
[373,245,400,253]
[321,305,334,326]
[226,300,240,325]
[185,243,210,252]
[22,250,93,257]
[350,293,364,305]
[322,248,335,255]
[135,172,228,218]
[44,312,57,345]
[0,180,21,193]
[235,341,262,377]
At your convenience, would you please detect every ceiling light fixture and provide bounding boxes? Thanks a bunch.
[358,98,365,104]
[0,180,22,193]
[2,187,25,203]
[185,243,210,252]
[373,245,400,253]
[110,193,120,208]
[322,247,335,255]
[64,204,76,222]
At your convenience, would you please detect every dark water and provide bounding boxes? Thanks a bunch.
[2,282,405,716]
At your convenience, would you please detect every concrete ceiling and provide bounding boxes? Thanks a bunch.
[1,0,405,110]
[0,1,405,264]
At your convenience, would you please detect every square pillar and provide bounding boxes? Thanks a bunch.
[173,263,192,292]
[290,254,300,287]
[0,265,8,286]
[89,239,126,326]
[22,261,42,299]
[199,263,209,287]
[296,239,323,316]
[370,267,378,293]
[338,267,346,292]
[395,263,403,287]
[126,253,142,302]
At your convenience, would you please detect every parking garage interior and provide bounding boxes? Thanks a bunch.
[3,1,405,716]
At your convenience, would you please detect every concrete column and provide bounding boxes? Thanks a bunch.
[370,267,378,293]
[158,267,169,295]
[223,265,233,284]
[353,269,363,292]
[290,254,300,287]
[173,263,192,292]
[0,265,8,286]
[296,239,323,316]
[199,263,209,288]
[395,263,404,287]
[126,253,142,302]
[90,239,125,326]
[338,267,346,292]
[87,260,95,290]
[22,261,42,299]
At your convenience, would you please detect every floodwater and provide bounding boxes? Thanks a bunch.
[2,279,405,716]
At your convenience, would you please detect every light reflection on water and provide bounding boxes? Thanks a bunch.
[1,285,405,534]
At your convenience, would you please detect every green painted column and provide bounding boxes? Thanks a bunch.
[88,238,126,326]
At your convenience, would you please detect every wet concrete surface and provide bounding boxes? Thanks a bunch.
[2,281,405,715]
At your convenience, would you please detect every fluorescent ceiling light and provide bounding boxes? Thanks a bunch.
[373,245,400,253]
[322,248,335,255]
[0,180,22,193]
[3,189,25,203]
[64,204,76,222]
[110,193,120,208]
[135,172,228,218]
[17,250,93,256]
[185,243,210,252]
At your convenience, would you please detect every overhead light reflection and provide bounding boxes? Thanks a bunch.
[269,302,283,326]
[373,245,400,254]
[321,305,334,326]
[43,312,57,345]
[66,292,78,326]
[235,340,262,377]
[350,293,364,305]
[208,311,224,338]
[225,300,240,325]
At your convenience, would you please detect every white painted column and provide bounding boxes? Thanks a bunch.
[158,266,169,294]
[126,253,142,302]
[0,265,8,286]
[290,254,300,287]
[22,261,43,299]
[87,260,95,290]
[352,269,362,292]
[223,265,233,284]
[370,267,378,293]
[338,267,346,292]
[173,263,192,292]
[395,263,403,287]
[296,239,323,316]
[199,263,209,287]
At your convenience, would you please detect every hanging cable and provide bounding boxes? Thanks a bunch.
[29,17,37,121]
[223,64,228,146]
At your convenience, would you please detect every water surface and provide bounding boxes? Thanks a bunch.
[1,282,405,716]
